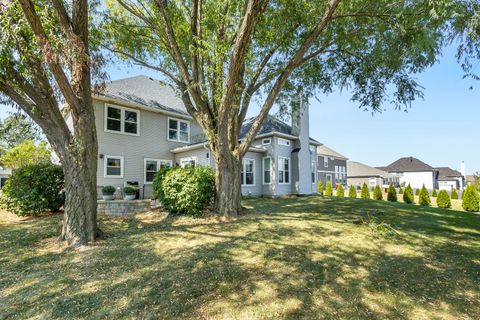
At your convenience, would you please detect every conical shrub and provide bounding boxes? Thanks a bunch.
[415,188,420,196]
[336,184,344,197]
[373,185,383,200]
[462,184,479,212]
[348,185,357,198]
[403,184,414,204]
[325,181,333,196]
[436,190,451,209]
[432,189,438,197]
[317,181,324,195]
[398,188,404,194]
[418,185,431,206]
[451,189,458,200]
[387,184,397,202]
[361,183,370,199]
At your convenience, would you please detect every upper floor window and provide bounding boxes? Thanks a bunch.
[324,157,329,167]
[105,104,139,135]
[168,118,190,143]
[241,159,255,186]
[262,138,271,145]
[277,138,290,146]
[278,157,290,184]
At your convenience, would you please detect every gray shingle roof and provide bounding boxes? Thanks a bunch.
[436,167,462,180]
[317,145,348,160]
[240,115,292,138]
[98,75,189,116]
[348,161,394,178]
[383,157,435,172]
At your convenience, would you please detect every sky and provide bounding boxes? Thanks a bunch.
[1,45,479,174]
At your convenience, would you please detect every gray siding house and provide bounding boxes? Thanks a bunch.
[81,76,321,199]
[347,161,399,189]
[317,145,348,188]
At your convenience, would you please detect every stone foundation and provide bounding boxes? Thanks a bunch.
[98,199,151,217]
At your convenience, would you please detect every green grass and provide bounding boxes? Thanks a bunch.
[1,197,479,319]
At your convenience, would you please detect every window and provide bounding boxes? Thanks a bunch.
[312,161,316,183]
[241,159,255,186]
[180,157,196,168]
[168,118,190,143]
[104,155,124,178]
[324,157,329,167]
[326,174,332,182]
[369,177,376,186]
[263,157,271,184]
[277,138,290,146]
[262,138,271,145]
[144,159,172,184]
[104,104,139,135]
[278,157,290,184]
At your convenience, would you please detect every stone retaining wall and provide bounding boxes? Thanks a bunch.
[98,199,151,217]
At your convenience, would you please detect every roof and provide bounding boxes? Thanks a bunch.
[317,145,348,160]
[466,175,476,183]
[97,75,189,116]
[347,161,394,178]
[436,167,463,181]
[382,157,435,172]
[240,115,292,137]
[170,142,266,154]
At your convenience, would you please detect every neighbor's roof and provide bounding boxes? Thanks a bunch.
[382,157,435,172]
[466,175,476,183]
[436,167,463,180]
[95,75,189,116]
[317,145,348,160]
[347,161,394,178]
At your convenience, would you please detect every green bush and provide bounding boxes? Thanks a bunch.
[387,184,397,202]
[361,183,370,199]
[462,184,479,212]
[325,181,333,196]
[102,185,116,194]
[432,189,438,197]
[415,188,420,196]
[348,185,357,198]
[403,184,414,204]
[336,184,344,197]
[418,185,431,206]
[317,180,324,195]
[451,189,459,200]
[0,163,64,216]
[153,166,215,215]
[371,186,375,192]
[436,190,451,209]
[373,185,383,200]
[398,188,404,194]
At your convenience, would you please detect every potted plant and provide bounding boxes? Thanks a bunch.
[123,185,137,200]
[102,185,116,201]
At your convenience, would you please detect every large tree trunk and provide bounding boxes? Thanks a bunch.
[213,149,242,218]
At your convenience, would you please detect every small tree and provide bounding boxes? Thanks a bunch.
[325,181,333,196]
[317,181,324,196]
[387,184,397,202]
[403,184,415,204]
[336,184,344,197]
[451,189,459,200]
[398,188,404,194]
[415,188,420,196]
[418,185,431,206]
[462,184,480,212]
[361,183,370,199]
[348,185,357,198]
[432,189,438,197]
[436,190,451,209]
[373,185,383,200]
[0,140,50,169]
[371,186,375,192]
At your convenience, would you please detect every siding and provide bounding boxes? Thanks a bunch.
[317,156,347,188]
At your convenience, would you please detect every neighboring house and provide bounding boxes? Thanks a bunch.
[317,145,348,188]
[347,161,399,189]
[436,167,465,191]
[378,157,437,190]
[466,175,476,185]
[72,75,321,199]
[0,166,12,189]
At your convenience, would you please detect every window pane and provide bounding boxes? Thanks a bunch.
[107,119,121,131]
[264,171,270,183]
[160,161,171,168]
[180,121,188,132]
[245,161,253,173]
[279,170,284,183]
[124,122,137,134]
[169,119,178,130]
[107,167,121,176]
[125,110,137,122]
[107,107,121,119]
[285,171,289,183]
[107,158,121,167]
[179,131,189,142]
[146,161,157,171]
[246,172,254,185]
[169,129,177,140]
[146,171,156,182]
[284,160,289,171]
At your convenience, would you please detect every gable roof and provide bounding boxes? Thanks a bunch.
[436,167,463,180]
[317,145,348,160]
[383,157,435,172]
[96,75,189,116]
[347,161,394,178]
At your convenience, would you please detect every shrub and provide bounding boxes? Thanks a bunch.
[398,188,404,194]
[124,185,137,195]
[431,189,438,197]
[361,183,370,199]
[317,180,324,195]
[348,185,357,198]
[0,140,51,169]
[415,188,420,196]
[418,185,431,206]
[373,185,383,200]
[336,184,344,197]
[325,181,333,196]
[403,184,414,204]
[102,185,116,194]
[436,190,451,209]
[371,186,375,192]
[153,166,215,215]
[451,189,459,200]
[462,184,479,212]
[387,184,397,202]
[0,163,64,216]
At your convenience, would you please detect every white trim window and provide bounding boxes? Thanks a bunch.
[144,159,172,184]
[277,138,291,146]
[324,156,329,168]
[369,177,377,186]
[104,155,124,178]
[262,138,271,145]
[278,157,290,184]
[263,157,272,184]
[104,104,139,135]
[241,158,255,186]
[180,157,196,168]
[311,161,316,184]
[168,117,190,143]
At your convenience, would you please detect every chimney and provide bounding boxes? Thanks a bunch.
[461,161,466,177]
[290,95,311,194]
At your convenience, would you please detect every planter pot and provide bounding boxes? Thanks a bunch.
[102,193,115,201]
[124,194,136,201]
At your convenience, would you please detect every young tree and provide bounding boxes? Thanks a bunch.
[387,184,397,202]
[0,141,51,169]
[462,184,480,212]
[373,185,383,200]
[361,183,370,199]
[348,185,357,198]
[415,188,421,196]
[403,184,414,204]
[418,185,431,206]
[399,188,404,194]
[104,0,450,217]
[451,188,459,200]
[317,180,324,195]
[436,190,451,209]
[325,181,333,196]
[432,189,438,197]
[0,0,99,246]
[336,184,344,197]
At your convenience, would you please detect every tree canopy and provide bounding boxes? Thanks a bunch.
[0,113,42,152]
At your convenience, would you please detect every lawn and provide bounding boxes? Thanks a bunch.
[1,197,479,319]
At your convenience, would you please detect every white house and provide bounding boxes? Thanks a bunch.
[379,157,437,190]
[436,167,465,191]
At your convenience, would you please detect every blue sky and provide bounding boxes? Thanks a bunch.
[1,45,478,174]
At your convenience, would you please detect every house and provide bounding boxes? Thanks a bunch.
[78,75,321,199]
[378,157,437,190]
[436,167,465,191]
[0,166,11,189]
[317,145,348,188]
[347,161,399,189]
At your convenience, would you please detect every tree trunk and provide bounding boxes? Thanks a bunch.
[213,150,242,218]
